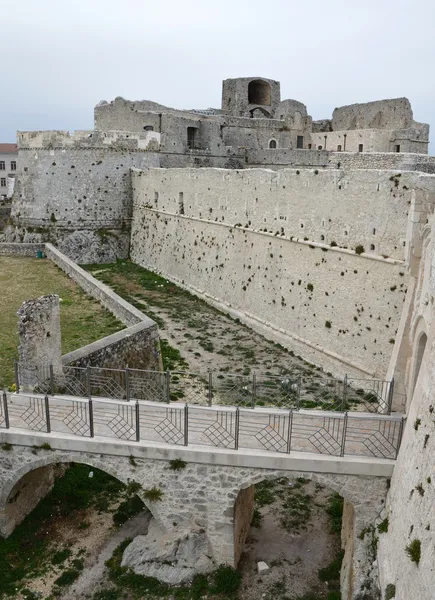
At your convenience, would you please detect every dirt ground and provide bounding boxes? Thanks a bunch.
[238,480,340,600]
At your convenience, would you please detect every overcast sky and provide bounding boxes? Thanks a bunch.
[2,0,434,149]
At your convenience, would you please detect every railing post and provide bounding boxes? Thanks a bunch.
[184,404,188,446]
[2,391,10,429]
[88,399,94,438]
[165,370,171,404]
[125,368,130,402]
[387,378,395,415]
[86,366,92,400]
[340,412,348,457]
[14,361,20,393]
[135,401,140,442]
[50,364,55,396]
[235,407,240,450]
[342,375,348,411]
[287,410,293,453]
[208,371,213,407]
[44,395,51,433]
[251,372,256,409]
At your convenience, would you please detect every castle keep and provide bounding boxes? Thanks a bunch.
[2,77,435,599]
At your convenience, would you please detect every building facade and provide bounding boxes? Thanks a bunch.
[0,143,18,200]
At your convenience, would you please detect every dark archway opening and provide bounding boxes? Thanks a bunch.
[248,80,271,106]
[0,463,148,598]
[234,477,344,600]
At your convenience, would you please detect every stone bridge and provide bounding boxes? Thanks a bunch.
[0,422,393,600]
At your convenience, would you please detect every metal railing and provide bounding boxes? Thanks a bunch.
[14,362,395,414]
[0,391,404,460]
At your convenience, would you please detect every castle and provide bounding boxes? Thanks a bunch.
[3,77,435,599]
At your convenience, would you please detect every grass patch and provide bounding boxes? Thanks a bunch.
[0,257,124,388]
[326,493,343,534]
[0,463,139,597]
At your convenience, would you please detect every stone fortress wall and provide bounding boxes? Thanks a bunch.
[129,167,435,378]
[7,130,160,263]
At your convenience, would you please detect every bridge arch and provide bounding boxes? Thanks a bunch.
[0,452,155,538]
[221,470,388,600]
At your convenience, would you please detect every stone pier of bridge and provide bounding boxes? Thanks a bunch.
[0,430,391,599]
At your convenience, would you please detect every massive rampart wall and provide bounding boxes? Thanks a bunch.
[8,131,160,263]
[128,167,430,378]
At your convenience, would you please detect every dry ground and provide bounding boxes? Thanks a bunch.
[0,257,124,388]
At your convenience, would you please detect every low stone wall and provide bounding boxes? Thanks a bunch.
[43,243,162,371]
[44,243,147,327]
[0,242,45,257]
[62,320,161,371]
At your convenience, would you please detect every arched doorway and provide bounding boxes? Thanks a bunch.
[248,80,271,105]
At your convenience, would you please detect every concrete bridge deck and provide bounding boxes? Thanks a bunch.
[0,392,403,473]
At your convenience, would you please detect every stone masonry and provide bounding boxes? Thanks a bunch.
[17,294,63,389]
[0,444,388,599]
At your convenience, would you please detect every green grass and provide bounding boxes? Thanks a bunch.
[0,257,124,387]
[0,463,142,597]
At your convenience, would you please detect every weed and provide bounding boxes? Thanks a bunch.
[54,567,81,586]
[414,418,421,431]
[160,339,188,371]
[405,539,421,565]
[251,508,263,528]
[377,518,389,533]
[385,583,396,600]
[126,481,142,496]
[355,245,365,255]
[326,493,343,534]
[129,455,137,467]
[1,442,12,451]
[113,495,145,526]
[325,320,332,328]
[318,551,344,581]
[143,487,163,502]
[52,548,72,565]
[169,458,187,470]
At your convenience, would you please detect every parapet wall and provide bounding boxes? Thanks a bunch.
[246,149,435,172]
[128,166,432,378]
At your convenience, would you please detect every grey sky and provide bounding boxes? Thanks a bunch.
[2,0,435,149]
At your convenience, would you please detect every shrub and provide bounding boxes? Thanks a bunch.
[113,495,145,526]
[413,418,421,431]
[169,458,187,470]
[307,283,314,292]
[385,583,396,600]
[405,539,421,565]
[330,241,338,247]
[211,565,241,595]
[318,551,344,581]
[251,508,263,528]
[54,568,81,586]
[325,320,332,329]
[125,481,142,496]
[377,517,389,533]
[1,443,12,451]
[143,487,163,502]
[355,245,365,255]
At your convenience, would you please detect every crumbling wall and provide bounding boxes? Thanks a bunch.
[332,98,414,131]
[17,294,63,389]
